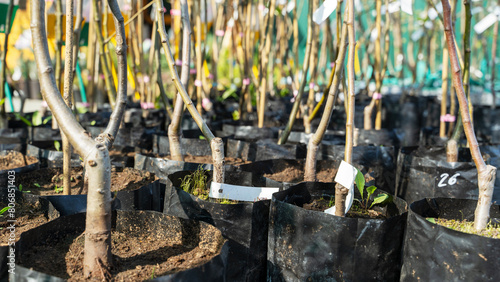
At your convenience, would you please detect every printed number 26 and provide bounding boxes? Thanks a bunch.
[438,173,460,187]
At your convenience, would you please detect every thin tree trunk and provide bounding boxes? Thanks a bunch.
[257,0,277,128]
[491,4,499,109]
[440,39,449,139]
[335,0,355,217]
[305,13,349,182]
[441,0,497,231]
[278,1,314,144]
[62,0,75,195]
[156,0,224,182]
[168,0,191,161]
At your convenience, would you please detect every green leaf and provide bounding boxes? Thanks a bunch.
[0,98,5,106]
[366,185,377,198]
[34,183,40,187]
[54,140,61,152]
[370,194,392,208]
[15,113,32,127]
[18,184,22,191]
[91,120,96,126]
[42,116,52,124]
[32,111,43,126]
[355,169,365,200]
[0,206,9,215]
[427,217,436,224]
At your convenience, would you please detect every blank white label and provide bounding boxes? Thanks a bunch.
[210,182,280,202]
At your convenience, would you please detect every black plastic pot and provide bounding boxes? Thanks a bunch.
[400,198,500,281]
[41,179,165,216]
[0,151,40,188]
[28,127,61,147]
[226,139,306,162]
[26,144,81,168]
[268,182,407,281]
[395,146,500,205]
[153,132,213,157]
[163,170,283,282]
[87,126,157,150]
[0,190,59,278]
[221,124,279,141]
[0,128,28,144]
[10,210,229,281]
[355,128,399,147]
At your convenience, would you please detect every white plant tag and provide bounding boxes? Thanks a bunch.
[401,0,413,15]
[210,182,279,202]
[325,161,357,215]
[474,8,500,34]
[313,0,337,25]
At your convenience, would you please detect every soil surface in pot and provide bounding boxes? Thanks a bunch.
[0,151,38,170]
[0,200,51,244]
[17,167,157,196]
[264,166,338,183]
[162,154,250,166]
[428,218,500,239]
[18,221,223,280]
[303,197,388,219]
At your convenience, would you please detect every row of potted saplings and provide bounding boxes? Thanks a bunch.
[2,0,499,280]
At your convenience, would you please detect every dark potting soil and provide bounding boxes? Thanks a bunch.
[160,154,250,166]
[302,197,388,219]
[0,200,50,244]
[263,165,338,183]
[18,222,223,281]
[17,167,157,196]
[0,151,38,171]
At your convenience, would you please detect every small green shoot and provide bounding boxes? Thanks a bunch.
[0,98,5,106]
[90,120,96,126]
[15,113,32,127]
[354,169,392,212]
[180,166,209,200]
[34,183,41,188]
[42,115,52,124]
[32,111,43,126]
[18,184,31,193]
[0,206,9,216]
[199,135,206,140]
[151,266,156,279]
[426,218,436,224]
[54,184,63,194]
[54,140,61,152]
[232,110,240,121]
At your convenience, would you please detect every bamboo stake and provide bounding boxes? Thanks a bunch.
[441,0,497,231]
[195,0,203,114]
[156,0,224,182]
[304,0,319,134]
[335,0,355,217]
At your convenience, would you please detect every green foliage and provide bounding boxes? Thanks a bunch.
[90,120,96,126]
[180,166,209,200]
[0,98,5,106]
[32,111,43,126]
[54,184,63,194]
[232,110,240,121]
[14,113,32,127]
[354,169,393,211]
[18,184,30,193]
[54,140,61,152]
[0,206,9,216]
[34,183,40,188]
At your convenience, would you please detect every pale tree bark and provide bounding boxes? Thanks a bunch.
[278,1,314,144]
[304,0,319,134]
[156,0,224,182]
[62,0,75,195]
[441,0,497,231]
[31,0,127,276]
[304,12,348,182]
[168,0,191,161]
[439,39,449,139]
[335,0,355,217]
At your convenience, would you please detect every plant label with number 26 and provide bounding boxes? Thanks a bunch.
[437,173,460,187]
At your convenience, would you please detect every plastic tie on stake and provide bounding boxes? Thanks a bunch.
[474,6,500,34]
[325,160,357,215]
[440,114,456,123]
[291,90,299,102]
[373,92,382,100]
[243,78,250,85]
[215,30,225,37]
[208,73,214,79]
[190,69,197,74]
[210,182,280,202]
[170,9,181,16]
[194,80,202,87]
[309,83,315,89]
[175,60,183,66]
[143,75,150,83]
[141,102,155,109]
